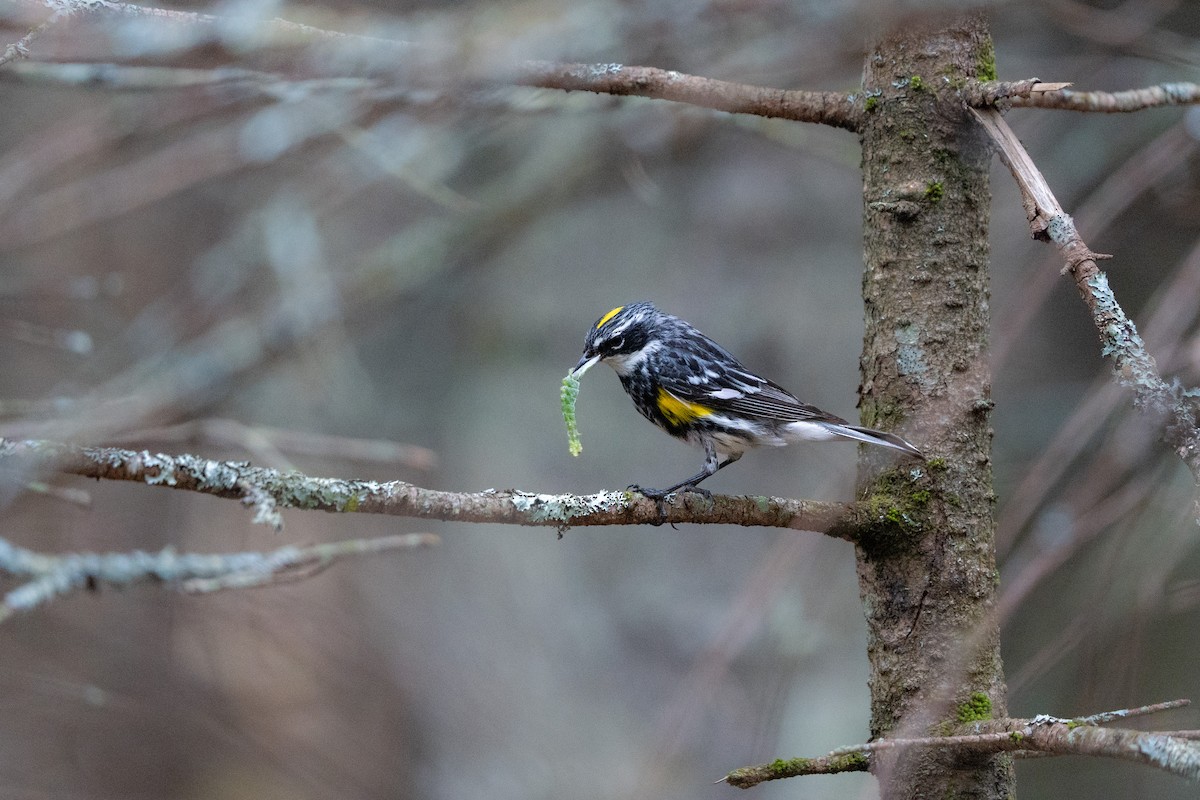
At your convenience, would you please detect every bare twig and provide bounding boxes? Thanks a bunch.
[960,76,1200,112]
[6,0,863,131]
[0,60,369,92]
[0,438,881,536]
[964,78,1200,112]
[11,0,406,47]
[1079,698,1192,724]
[11,0,1198,128]
[0,531,438,621]
[0,10,63,68]
[993,121,1197,371]
[971,107,1200,513]
[515,62,861,131]
[1011,83,1200,112]
[994,123,1200,557]
[724,700,1199,788]
[961,78,1073,106]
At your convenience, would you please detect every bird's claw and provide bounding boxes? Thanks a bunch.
[627,483,669,501]
[627,485,668,523]
[627,484,713,525]
[627,484,713,501]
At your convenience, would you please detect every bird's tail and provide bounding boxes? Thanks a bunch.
[824,423,925,460]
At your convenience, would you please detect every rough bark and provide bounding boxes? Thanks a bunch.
[856,16,1014,799]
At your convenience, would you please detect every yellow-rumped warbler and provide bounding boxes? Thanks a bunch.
[572,302,924,498]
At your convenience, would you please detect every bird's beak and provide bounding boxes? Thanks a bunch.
[572,354,600,378]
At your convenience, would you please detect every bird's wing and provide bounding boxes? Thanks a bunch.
[657,345,849,425]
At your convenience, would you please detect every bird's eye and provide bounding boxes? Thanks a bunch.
[609,337,625,351]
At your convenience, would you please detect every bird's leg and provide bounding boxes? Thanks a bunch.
[629,446,742,503]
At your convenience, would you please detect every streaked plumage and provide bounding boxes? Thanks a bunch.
[572,301,923,498]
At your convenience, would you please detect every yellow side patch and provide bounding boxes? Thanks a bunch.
[596,306,625,329]
[656,387,713,426]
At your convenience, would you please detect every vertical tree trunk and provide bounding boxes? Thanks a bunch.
[857,16,1014,799]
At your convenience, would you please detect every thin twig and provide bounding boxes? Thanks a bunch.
[7,0,863,131]
[1011,82,1200,112]
[12,0,407,47]
[963,78,1200,112]
[1080,698,1191,725]
[515,62,862,131]
[724,700,1200,788]
[0,532,438,621]
[995,124,1200,555]
[0,10,63,68]
[178,533,438,592]
[962,78,1073,106]
[971,106,1200,515]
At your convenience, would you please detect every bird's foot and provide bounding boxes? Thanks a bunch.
[627,484,669,501]
[627,485,713,524]
[627,484,669,523]
[627,484,713,500]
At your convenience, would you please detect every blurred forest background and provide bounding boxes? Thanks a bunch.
[2,0,1199,798]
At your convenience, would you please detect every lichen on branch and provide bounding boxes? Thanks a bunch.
[972,107,1200,501]
[0,437,867,534]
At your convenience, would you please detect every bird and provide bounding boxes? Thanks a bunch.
[571,302,924,498]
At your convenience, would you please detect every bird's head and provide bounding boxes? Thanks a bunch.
[574,301,662,378]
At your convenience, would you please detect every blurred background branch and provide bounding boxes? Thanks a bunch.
[0,530,438,621]
[1,1,1200,798]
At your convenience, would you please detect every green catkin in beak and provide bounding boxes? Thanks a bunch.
[562,373,583,456]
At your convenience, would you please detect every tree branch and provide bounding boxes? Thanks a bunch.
[0,438,868,535]
[515,62,861,131]
[1078,698,1192,725]
[7,0,862,130]
[964,78,1200,112]
[1011,82,1200,112]
[0,8,63,68]
[961,78,1073,106]
[971,107,1200,513]
[11,0,1199,129]
[0,531,439,621]
[11,0,403,46]
[724,700,1199,788]
[962,78,1200,112]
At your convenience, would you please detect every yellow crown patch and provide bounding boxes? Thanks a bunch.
[596,306,625,329]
